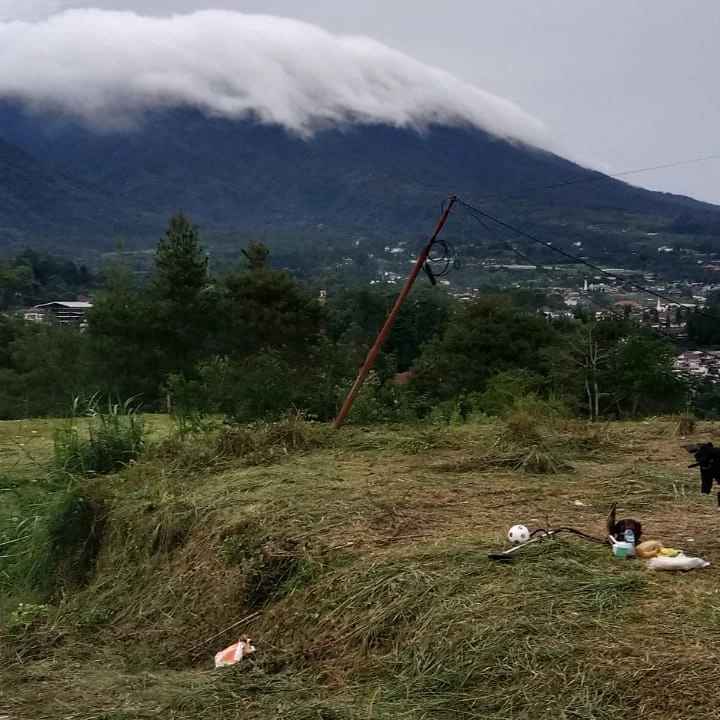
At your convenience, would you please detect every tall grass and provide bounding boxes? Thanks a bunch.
[53,396,145,476]
[0,481,106,601]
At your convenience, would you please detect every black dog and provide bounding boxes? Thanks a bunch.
[607,503,643,543]
[686,442,720,506]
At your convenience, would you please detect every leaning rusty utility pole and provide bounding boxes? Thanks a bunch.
[333,195,457,429]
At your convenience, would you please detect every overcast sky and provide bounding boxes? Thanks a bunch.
[2,0,719,204]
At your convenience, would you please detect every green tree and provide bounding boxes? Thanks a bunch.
[0,322,92,419]
[89,216,216,403]
[414,297,561,401]
[687,300,720,345]
[386,287,453,372]
[241,241,270,271]
[603,333,687,417]
[693,379,720,419]
[212,262,322,361]
[162,242,329,420]
[0,314,21,368]
[0,250,94,310]
[154,215,208,302]
[326,288,388,345]
[475,369,544,416]
[87,263,161,401]
[326,286,452,377]
[152,214,213,378]
[182,339,342,422]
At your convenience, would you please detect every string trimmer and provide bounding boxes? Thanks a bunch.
[488,526,607,562]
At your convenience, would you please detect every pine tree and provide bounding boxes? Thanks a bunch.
[152,214,213,381]
[154,214,208,304]
[241,241,270,272]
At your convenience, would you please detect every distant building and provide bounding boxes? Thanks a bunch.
[22,308,46,323]
[539,308,575,321]
[24,301,93,327]
[675,351,720,383]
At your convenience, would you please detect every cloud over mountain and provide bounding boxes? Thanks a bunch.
[0,9,550,145]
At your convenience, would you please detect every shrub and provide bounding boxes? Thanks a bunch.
[501,394,569,443]
[8,602,50,631]
[181,351,342,424]
[210,353,301,423]
[343,371,389,424]
[504,406,543,443]
[164,372,215,433]
[342,373,429,425]
[53,396,145,476]
[475,370,543,416]
[427,398,470,425]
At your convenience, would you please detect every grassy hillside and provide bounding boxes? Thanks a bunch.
[1,416,719,719]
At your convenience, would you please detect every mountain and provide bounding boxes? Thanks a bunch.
[1,9,719,271]
[0,134,109,244]
[1,102,719,264]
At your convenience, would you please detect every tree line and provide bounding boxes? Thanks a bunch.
[0,214,699,422]
[0,249,93,311]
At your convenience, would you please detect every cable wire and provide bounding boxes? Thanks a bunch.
[530,527,608,545]
[459,200,720,372]
[467,153,720,204]
[457,198,720,324]
[462,202,661,328]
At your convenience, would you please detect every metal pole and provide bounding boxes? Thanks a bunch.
[333,195,457,429]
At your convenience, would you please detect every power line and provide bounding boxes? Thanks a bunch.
[456,198,720,324]
[462,203,665,323]
[467,206,685,333]
[469,152,720,204]
[459,201,720,384]
[458,161,719,324]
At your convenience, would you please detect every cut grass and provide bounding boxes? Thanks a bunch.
[1,417,720,719]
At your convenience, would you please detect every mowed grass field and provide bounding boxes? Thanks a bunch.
[0,415,174,481]
[1,415,720,720]
[0,418,60,481]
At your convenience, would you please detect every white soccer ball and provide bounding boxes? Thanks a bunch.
[507,524,530,545]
